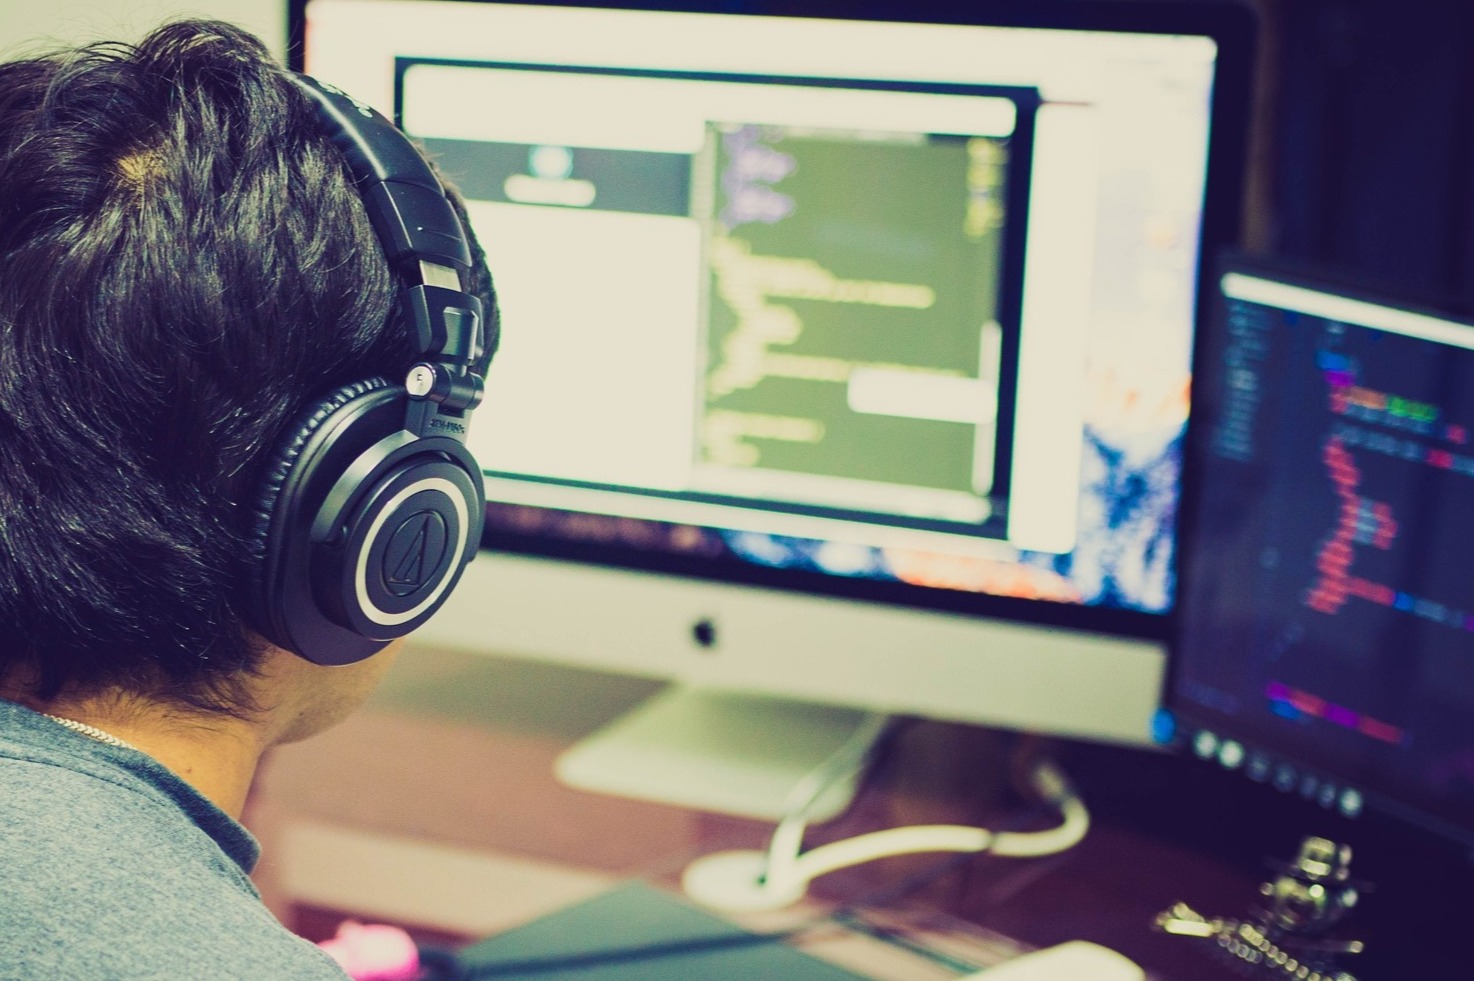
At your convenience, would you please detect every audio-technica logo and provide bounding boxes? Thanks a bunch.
[383,510,449,597]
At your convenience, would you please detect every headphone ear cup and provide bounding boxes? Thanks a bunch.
[313,452,481,640]
[246,377,483,665]
[248,378,392,579]
[248,378,394,661]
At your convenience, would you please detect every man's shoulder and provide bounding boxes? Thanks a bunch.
[0,752,348,980]
[1,892,351,980]
[0,747,230,873]
[0,783,348,978]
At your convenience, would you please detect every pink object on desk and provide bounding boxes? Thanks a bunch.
[317,920,421,981]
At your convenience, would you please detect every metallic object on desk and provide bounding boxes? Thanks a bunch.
[1153,836,1365,981]
[1259,837,1360,936]
[1155,904,1361,981]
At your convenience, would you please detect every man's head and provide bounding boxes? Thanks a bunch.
[0,20,498,718]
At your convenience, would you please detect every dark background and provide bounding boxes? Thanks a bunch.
[1238,0,1474,309]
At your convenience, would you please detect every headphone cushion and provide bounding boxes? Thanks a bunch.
[247,376,394,591]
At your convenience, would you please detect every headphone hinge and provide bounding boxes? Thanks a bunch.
[402,284,482,363]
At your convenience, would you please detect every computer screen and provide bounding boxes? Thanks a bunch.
[1170,254,1474,847]
[295,0,1254,746]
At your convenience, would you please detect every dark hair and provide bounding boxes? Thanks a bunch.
[0,20,498,715]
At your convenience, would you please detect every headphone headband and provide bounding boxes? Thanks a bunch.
[293,76,471,270]
[294,74,485,422]
[245,74,490,665]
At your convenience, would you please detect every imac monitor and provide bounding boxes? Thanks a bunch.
[294,0,1254,749]
[1170,254,1474,847]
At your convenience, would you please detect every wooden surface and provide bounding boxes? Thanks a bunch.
[245,644,1446,980]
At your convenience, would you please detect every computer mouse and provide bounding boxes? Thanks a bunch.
[957,940,1146,980]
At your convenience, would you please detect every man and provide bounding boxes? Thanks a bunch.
[0,19,498,979]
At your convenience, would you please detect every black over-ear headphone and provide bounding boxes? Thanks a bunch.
[247,74,487,666]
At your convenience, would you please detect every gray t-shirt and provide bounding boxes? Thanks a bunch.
[0,699,350,980]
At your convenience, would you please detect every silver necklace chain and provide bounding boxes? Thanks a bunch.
[41,713,142,753]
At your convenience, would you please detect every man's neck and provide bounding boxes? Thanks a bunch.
[22,697,267,818]
[4,639,402,817]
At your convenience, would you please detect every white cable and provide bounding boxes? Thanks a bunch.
[684,754,1090,911]
[768,758,1088,894]
[763,712,893,887]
